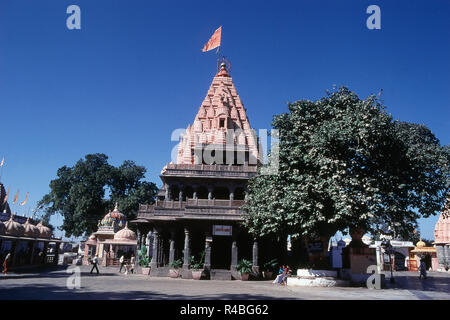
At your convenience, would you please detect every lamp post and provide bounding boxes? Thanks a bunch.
[381,239,395,283]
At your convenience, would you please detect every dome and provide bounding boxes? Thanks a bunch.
[114,222,136,241]
[23,218,40,237]
[100,203,126,231]
[36,220,52,238]
[416,240,426,248]
[4,214,25,237]
[109,203,126,221]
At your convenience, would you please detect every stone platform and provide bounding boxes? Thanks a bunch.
[286,269,350,287]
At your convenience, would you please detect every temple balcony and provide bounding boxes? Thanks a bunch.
[161,163,257,179]
[137,198,246,221]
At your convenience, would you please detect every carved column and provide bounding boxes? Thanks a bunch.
[169,230,176,265]
[43,242,49,265]
[231,234,238,271]
[204,232,212,271]
[252,239,260,274]
[183,228,190,269]
[208,186,213,200]
[150,229,159,269]
[165,184,170,200]
[29,241,37,265]
[11,240,19,267]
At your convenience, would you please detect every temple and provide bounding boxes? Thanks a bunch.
[84,203,137,267]
[0,183,63,269]
[434,197,450,271]
[132,61,272,280]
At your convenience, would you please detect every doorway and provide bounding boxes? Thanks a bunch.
[211,236,232,269]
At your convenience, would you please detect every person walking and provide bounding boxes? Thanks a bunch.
[90,254,99,275]
[419,258,427,279]
[130,255,135,274]
[119,255,126,273]
[2,253,11,275]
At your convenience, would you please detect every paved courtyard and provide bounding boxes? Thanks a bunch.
[1,265,449,300]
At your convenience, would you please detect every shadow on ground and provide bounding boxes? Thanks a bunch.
[0,282,297,300]
[386,272,450,294]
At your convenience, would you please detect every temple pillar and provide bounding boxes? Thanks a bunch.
[183,228,190,269]
[29,241,37,265]
[179,190,183,202]
[204,232,212,271]
[136,229,141,267]
[158,231,164,265]
[43,242,49,264]
[165,184,170,200]
[169,230,176,265]
[252,239,260,275]
[229,185,235,201]
[54,243,60,266]
[150,229,159,269]
[208,186,213,200]
[231,235,238,270]
[11,240,19,267]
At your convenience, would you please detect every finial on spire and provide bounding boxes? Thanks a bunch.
[216,57,231,77]
[114,202,119,211]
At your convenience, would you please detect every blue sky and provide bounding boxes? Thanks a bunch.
[0,0,448,240]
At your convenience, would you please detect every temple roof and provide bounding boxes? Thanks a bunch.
[434,197,450,244]
[176,61,262,165]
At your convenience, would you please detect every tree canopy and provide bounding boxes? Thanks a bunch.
[39,153,158,237]
[244,87,449,241]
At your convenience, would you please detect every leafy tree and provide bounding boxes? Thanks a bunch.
[39,153,157,237]
[244,87,449,245]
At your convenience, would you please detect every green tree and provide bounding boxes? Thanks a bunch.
[244,87,449,244]
[39,153,157,237]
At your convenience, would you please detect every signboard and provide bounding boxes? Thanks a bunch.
[213,225,232,236]
[308,241,323,253]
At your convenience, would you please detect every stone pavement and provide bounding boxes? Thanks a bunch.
[0,266,449,300]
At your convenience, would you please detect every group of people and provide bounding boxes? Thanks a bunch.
[87,254,135,275]
[272,265,291,285]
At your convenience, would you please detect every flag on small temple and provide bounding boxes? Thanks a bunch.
[0,157,4,167]
[3,187,9,204]
[20,192,29,206]
[13,189,19,204]
[202,26,222,52]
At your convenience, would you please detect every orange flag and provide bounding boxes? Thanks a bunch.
[3,187,9,204]
[202,26,222,52]
[20,192,29,206]
[13,189,19,204]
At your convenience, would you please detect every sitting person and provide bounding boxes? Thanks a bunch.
[280,265,292,286]
[272,265,285,284]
